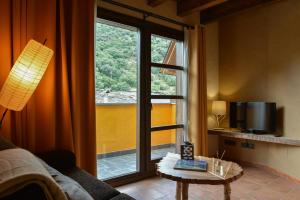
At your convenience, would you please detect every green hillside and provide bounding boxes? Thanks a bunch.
[95,22,176,95]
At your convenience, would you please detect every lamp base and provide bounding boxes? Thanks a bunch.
[213,127,225,130]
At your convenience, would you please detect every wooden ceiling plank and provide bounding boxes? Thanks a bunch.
[200,0,278,24]
[177,0,226,16]
[148,0,169,7]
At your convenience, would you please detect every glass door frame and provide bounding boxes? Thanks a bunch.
[97,7,184,187]
[147,34,186,171]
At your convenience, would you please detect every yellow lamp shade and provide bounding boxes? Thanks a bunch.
[212,100,226,115]
[0,39,53,111]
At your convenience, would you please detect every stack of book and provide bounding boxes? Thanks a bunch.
[174,159,208,172]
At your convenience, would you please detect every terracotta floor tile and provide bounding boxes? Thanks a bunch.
[117,164,300,200]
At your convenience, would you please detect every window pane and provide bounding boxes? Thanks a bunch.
[151,67,182,95]
[151,35,183,66]
[151,130,178,160]
[151,99,183,127]
[95,21,138,104]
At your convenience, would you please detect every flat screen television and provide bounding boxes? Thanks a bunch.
[230,102,276,133]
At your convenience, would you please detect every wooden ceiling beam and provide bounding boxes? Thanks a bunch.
[200,0,278,24]
[177,0,226,16]
[148,0,169,7]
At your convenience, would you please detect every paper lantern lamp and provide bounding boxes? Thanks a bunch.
[0,39,53,112]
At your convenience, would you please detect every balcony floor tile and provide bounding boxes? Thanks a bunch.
[97,146,175,180]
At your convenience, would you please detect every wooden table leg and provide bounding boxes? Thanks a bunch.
[224,183,231,200]
[182,183,189,200]
[176,181,182,200]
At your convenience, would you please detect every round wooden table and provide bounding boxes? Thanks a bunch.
[156,153,243,200]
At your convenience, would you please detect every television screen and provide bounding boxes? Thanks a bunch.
[230,102,276,133]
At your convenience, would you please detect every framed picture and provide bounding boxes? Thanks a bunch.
[180,141,194,160]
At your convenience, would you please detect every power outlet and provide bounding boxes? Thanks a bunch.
[241,142,255,149]
[224,139,236,146]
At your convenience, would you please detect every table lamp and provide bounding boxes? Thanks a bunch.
[0,39,53,128]
[212,100,226,130]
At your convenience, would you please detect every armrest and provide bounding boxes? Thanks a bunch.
[36,150,76,172]
[65,167,121,200]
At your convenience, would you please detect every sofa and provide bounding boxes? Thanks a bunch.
[0,136,135,200]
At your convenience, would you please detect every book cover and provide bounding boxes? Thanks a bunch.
[174,159,208,172]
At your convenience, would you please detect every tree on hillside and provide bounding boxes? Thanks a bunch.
[95,22,176,96]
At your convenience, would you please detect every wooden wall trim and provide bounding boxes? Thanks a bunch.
[148,0,169,7]
[178,0,226,16]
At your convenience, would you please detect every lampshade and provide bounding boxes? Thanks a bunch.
[0,39,53,111]
[212,100,226,115]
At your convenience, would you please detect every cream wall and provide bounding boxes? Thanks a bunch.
[206,22,219,128]
[219,0,300,179]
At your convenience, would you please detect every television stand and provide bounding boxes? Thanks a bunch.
[240,129,280,135]
[208,128,300,147]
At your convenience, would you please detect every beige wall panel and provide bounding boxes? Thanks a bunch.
[219,0,300,179]
[206,22,220,155]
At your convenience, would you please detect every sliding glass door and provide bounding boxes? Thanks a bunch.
[95,19,139,180]
[95,8,187,185]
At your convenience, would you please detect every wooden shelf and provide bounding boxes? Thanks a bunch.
[208,129,300,147]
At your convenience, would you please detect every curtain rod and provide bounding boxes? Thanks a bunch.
[100,0,204,29]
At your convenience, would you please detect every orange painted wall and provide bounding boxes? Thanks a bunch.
[96,104,176,154]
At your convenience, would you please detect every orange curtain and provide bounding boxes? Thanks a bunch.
[0,0,96,175]
[187,25,208,156]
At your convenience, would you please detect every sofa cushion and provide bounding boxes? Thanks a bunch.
[38,158,93,200]
[65,167,121,200]
[0,148,68,200]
